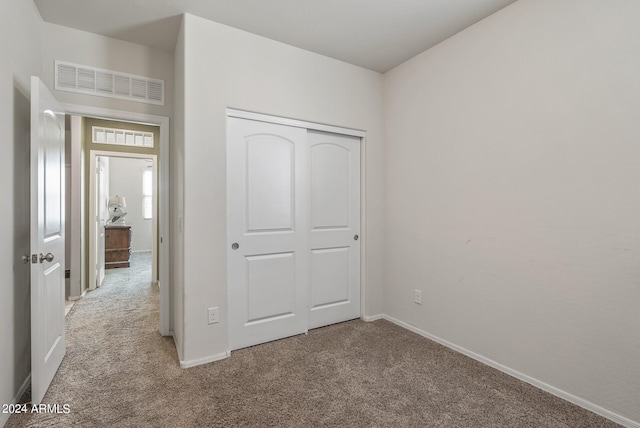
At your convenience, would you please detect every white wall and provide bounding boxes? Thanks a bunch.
[40,22,173,119]
[170,16,185,360]
[0,0,43,424]
[383,0,640,424]
[108,157,153,252]
[179,14,385,364]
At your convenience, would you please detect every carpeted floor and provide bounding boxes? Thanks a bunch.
[8,252,619,427]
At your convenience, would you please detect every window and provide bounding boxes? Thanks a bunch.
[142,169,153,219]
[92,126,154,148]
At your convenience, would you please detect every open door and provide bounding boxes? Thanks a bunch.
[95,156,108,287]
[30,76,66,404]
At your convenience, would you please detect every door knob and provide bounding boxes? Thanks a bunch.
[354,235,359,241]
[231,243,239,250]
[39,252,54,263]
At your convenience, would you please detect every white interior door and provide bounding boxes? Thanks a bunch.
[308,131,360,329]
[95,156,108,287]
[30,76,66,404]
[228,118,309,350]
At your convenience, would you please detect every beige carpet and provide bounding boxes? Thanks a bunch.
[8,253,619,427]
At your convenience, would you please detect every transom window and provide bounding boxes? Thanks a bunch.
[93,126,154,148]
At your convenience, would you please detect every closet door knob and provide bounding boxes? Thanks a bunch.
[231,243,239,250]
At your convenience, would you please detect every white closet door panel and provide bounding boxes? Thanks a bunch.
[228,117,308,350]
[308,131,360,329]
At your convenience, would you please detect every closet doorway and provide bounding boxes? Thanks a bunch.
[227,112,364,350]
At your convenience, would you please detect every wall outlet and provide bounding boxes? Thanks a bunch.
[208,307,219,324]
[414,289,422,305]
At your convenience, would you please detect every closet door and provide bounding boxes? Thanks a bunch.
[227,118,309,350]
[308,131,361,329]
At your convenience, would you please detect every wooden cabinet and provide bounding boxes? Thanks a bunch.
[105,225,132,269]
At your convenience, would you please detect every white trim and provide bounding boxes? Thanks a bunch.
[67,289,86,301]
[62,103,171,337]
[179,351,231,369]
[170,331,183,363]
[227,108,366,138]
[0,374,31,427]
[382,314,640,428]
[362,314,383,322]
[69,115,83,299]
[359,135,368,321]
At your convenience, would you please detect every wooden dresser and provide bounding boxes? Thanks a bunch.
[105,225,132,269]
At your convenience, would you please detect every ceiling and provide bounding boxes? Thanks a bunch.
[34,0,517,73]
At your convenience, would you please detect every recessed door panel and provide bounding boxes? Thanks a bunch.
[44,113,63,239]
[310,247,350,309]
[246,136,294,233]
[311,144,350,230]
[44,262,63,355]
[246,252,296,324]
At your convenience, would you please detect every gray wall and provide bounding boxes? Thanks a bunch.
[383,0,640,422]
[0,1,43,424]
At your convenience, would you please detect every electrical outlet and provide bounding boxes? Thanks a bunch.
[414,289,422,305]
[208,307,219,324]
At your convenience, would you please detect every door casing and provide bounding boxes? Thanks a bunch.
[64,104,170,336]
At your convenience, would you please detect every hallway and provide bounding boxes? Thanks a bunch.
[8,252,179,427]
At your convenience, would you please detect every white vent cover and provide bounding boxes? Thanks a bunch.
[55,60,164,106]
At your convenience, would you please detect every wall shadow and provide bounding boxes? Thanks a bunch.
[13,82,32,393]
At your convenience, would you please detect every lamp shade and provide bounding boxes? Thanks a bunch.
[109,195,126,208]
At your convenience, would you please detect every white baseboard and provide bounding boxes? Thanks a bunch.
[169,331,183,363]
[67,288,87,301]
[362,314,383,322]
[179,350,230,369]
[169,331,230,369]
[0,374,31,427]
[382,314,639,428]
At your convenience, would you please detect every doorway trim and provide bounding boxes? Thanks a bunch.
[63,103,170,336]
[88,151,158,286]
[227,108,366,138]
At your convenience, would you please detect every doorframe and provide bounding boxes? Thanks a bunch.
[226,108,370,321]
[64,103,170,336]
[88,150,158,287]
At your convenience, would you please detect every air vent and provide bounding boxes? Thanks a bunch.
[55,60,164,106]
